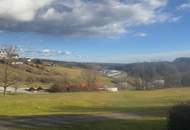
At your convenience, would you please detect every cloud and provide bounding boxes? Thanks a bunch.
[178,2,190,10]
[0,0,173,36]
[41,49,74,57]
[169,16,182,23]
[63,51,72,56]
[18,47,79,60]
[102,50,190,63]
[134,32,148,37]
[0,0,53,21]
[42,49,51,53]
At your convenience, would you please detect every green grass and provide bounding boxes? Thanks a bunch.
[0,63,112,88]
[0,87,190,130]
[0,87,189,116]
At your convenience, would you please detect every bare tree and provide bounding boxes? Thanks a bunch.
[0,45,18,95]
[81,68,100,90]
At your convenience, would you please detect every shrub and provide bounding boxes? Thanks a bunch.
[32,59,42,64]
[168,104,190,130]
[37,87,43,91]
[28,87,36,91]
[48,83,66,92]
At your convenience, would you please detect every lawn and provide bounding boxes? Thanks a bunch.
[0,87,190,130]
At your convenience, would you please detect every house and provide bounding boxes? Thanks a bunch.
[106,87,118,92]
[27,59,32,62]
[0,49,8,59]
[0,49,19,59]
[102,85,119,92]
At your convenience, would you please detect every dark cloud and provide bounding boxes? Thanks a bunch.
[0,0,172,36]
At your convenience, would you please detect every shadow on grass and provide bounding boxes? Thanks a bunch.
[0,114,107,130]
[0,114,166,130]
[51,105,171,117]
[0,103,170,129]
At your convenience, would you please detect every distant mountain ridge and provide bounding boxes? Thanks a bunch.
[174,57,190,63]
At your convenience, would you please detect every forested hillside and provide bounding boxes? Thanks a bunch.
[101,57,190,88]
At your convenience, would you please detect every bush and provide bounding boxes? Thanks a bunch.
[48,84,66,92]
[37,87,43,91]
[28,87,36,91]
[168,104,190,130]
[32,59,42,64]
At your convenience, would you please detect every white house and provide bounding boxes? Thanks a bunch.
[0,49,8,59]
[27,59,32,62]
[106,87,118,92]
[0,48,19,60]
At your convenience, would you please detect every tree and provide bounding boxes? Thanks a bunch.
[32,59,42,64]
[81,68,100,90]
[12,73,26,94]
[0,45,18,95]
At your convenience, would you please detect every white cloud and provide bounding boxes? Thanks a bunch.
[134,32,148,37]
[19,48,78,60]
[169,16,182,23]
[0,0,53,21]
[178,2,190,10]
[41,49,73,56]
[63,51,72,56]
[0,0,173,36]
[42,49,51,53]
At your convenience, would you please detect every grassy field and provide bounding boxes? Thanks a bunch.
[0,87,190,129]
[0,63,112,88]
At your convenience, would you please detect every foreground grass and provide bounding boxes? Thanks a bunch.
[0,87,190,116]
[0,87,190,129]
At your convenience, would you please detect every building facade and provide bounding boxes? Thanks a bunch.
[0,49,8,59]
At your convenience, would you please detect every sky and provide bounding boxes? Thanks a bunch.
[0,0,190,63]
